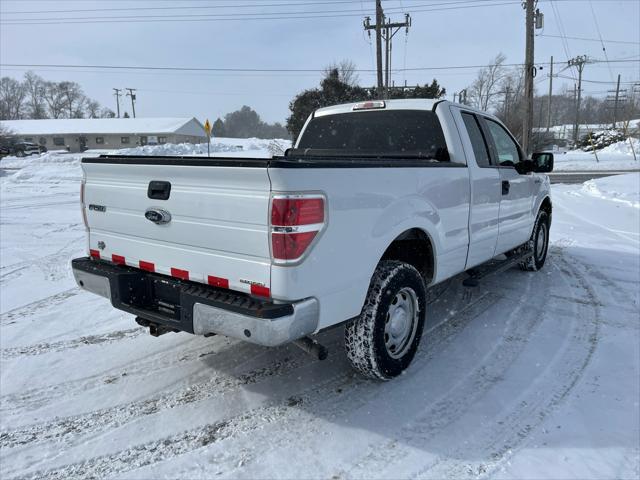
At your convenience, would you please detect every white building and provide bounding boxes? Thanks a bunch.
[0,117,206,153]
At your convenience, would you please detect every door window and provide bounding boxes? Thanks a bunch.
[485,120,521,167]
[461,112,491,168]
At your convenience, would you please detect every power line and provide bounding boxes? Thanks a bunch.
[0,0,506,14]
[588,0,614,81]
[1,1,525,24]
[540,34,640,46]
[2,58,637,74]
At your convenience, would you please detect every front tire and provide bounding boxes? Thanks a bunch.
[345,260,427,380]
[520,210,550,271]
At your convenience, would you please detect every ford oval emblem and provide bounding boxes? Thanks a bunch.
[145,208,172,225]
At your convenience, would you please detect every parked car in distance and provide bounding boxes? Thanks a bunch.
[72,99,554,380]
[0,141,44,158]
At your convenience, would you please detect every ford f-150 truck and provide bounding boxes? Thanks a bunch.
[71,99,553,379]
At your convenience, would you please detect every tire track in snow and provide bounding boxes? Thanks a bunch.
[0,346,314,449]
[0,327,144,359]
[402,252,601,479]
[8,364,353,480]
[0,288,80,326]
[0,338,256,417]
[330,268,541,480]
[0,234,83,287]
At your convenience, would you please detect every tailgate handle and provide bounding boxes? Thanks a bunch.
[147,181,171,200]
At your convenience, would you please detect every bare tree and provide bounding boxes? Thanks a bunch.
[0,77,26,120]
[323,60,360,87]
[86,100,101,118]
[467,53,507,111]
[43,82,66,118]
[59,81,85,118]
[23,72,47,119]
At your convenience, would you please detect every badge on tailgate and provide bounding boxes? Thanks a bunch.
[145,207,172,225]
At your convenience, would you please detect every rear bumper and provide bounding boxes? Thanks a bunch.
[71,257,318,347]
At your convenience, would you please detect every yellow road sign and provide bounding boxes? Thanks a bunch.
[204,119,212,137]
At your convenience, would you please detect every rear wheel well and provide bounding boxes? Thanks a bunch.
[379,229,434,286]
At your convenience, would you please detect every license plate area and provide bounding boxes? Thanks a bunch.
[116,272,182,321]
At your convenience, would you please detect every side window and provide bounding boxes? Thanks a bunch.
[485,120,521,167]
[461,112,491,167]
[95,137,105,145]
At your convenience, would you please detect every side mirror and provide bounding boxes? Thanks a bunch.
[532,152,554,173]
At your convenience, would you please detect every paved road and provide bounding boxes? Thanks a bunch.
[549,170,639,184]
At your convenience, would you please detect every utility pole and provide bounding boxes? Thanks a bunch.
[125,88,137,118]
[365,7,410,99]
[363,1,384,97]
[522,0,535,156]
[546,56,553,132]
[613,74,621,128]
[568,55,588,145]
[112,88,122,118]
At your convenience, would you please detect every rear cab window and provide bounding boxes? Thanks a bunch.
[296,110,450,162]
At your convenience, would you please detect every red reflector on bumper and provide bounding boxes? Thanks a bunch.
[171,268,189,281]
[139,260,155,272]
[112,254,126,265]
[251,284,270,298]
[208,275,229,289]
[89,249,100,259]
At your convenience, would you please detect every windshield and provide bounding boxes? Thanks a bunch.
[296,110,449,160]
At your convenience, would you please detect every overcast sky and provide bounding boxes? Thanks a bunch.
[1,0,638,124]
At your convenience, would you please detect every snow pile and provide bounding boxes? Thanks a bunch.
[554,139,639,171]
[577,129,626,151]
[1,152,83,184]
[580,173,640,208]
[599,137,640,155]
[119,137,291,158]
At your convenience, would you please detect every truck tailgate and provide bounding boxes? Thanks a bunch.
[82,157,272,296]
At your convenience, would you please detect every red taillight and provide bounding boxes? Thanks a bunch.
[270,195,325,262]
[271,198,324,226]
[271,231,318,260]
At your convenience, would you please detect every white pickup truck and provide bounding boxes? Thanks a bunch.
[72,99,553,379]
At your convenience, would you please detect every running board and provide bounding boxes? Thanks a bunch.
[463,248,533,287]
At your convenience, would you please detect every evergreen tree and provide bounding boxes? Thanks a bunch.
[212,118,225,137]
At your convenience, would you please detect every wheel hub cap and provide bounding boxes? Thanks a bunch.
[384,287,419,359]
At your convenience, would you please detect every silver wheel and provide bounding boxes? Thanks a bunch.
[384,287,419,359]
[536,222,547,260]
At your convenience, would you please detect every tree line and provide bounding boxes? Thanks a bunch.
[0,72,115,120]
[463,53,640,147]
[211,105,289,139]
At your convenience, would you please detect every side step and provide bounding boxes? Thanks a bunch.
[463,246,533,287]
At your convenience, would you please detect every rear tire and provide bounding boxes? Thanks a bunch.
[16,150,25,158]
[520,210,550,271]
[345,260,427,380]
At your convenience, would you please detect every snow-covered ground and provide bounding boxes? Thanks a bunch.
[554,138,640,171]
[1,150,639,479]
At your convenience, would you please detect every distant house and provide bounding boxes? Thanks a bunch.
[0,117,206,153]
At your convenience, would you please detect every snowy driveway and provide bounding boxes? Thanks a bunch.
[1,156,638,479]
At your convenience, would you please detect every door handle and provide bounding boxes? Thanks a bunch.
[147,180,171,200]
[502,180,510,195]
